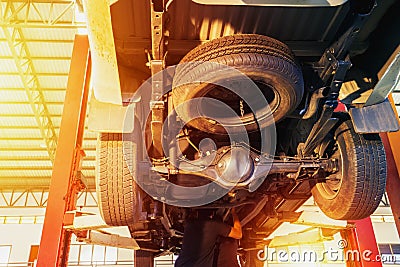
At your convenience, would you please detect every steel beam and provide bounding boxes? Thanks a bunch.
[36,35,90,267]
[291,211,347,229]
[268,228,335,248]
[0,189,48,207]
[0,146,95,151]
[0,0,85,29]
[0,101,63,106]
[0,156,95,161]
[0,55,72,60]
[0,113,61,118]
[1,87,67,91]
[116,37,329,57]
[0,72,69,76]
[0,39,74,44]
[0,177,95,190]
[0,166,94,171]
[78,230,140,250]
[0,190,97,208]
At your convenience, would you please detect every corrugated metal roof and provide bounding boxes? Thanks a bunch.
[0,59,18,72]
[22,28,78,40]
[0,0,95,190]
[0,76,21,87]
[33,60,71,73]
[0,90,29,101]
[36,76,68,88]
[27,42,74,57]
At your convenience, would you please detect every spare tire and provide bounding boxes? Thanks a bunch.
[172,34,304,134]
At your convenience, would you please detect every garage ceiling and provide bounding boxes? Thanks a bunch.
[0,0,95,190]
[0,0,399,191]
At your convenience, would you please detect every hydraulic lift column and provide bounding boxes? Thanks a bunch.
[381,124,400,237]
[36,35,91,267]
[340,47,400,267]
[379,47,400,237]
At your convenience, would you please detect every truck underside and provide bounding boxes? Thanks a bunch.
[84,0,400,262]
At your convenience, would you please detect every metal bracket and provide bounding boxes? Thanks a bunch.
[301,3,373,119]
[268,227,337,247]
[71,148,87,191]
[301,59,350,157]
[150,0,165,61]
[282,211,347,229]
[365,52,400,106]
[258,211,347,248]
[78,230,140,250]
[317,3,375,82]
[300,4,376,156]
[64,211,108,230]
[63,211,140,250]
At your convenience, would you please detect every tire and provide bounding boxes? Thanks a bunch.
[96,127,142,226]
[172,34,304,134]
[311,120,387,220]
[134,250,154,267]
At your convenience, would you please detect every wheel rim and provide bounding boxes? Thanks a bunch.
[316,143,343,200]
[198,80,280,128]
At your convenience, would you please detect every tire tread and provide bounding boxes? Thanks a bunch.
[96,133,137,226]
[312,120,386,220]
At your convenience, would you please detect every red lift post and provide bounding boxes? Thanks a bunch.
[379,47,400,237]
[334,102,382,267]
[340,50,400,267]
[36,35,91,267]
[349,94,400,267]
[382,94,400,237]
[341,219,383,267]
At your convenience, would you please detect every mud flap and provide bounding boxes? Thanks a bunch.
[349,99,400,133]
[87,96,136,133]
